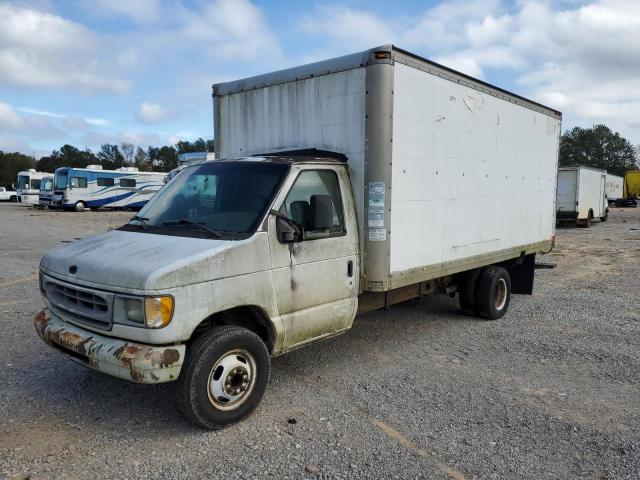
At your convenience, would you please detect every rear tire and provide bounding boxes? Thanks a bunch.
[9,195,16,202]
[475,266,511,320]
[176,325,270,430]
[74,201,86,212]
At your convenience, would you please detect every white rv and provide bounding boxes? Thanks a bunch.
[557,166,608,227]
[17,169,50,206]
[52,165,166,211]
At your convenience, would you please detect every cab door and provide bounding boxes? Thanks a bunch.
[268,165,359,351]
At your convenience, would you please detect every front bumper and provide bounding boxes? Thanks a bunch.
[34,309,185,384]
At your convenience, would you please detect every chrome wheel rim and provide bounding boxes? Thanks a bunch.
[207,349,256,411]
[494,278,507,311]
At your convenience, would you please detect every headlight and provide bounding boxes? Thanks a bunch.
[125,298,144,324]
[144,296,174,329]
[117,295,174,328]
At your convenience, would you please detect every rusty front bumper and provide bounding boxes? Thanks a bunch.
[34,308,185,383]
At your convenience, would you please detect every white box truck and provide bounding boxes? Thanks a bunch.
[34,46,561,429]
[556,166,608,227]
[605,173,624,205]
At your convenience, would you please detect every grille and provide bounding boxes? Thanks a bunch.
[44,277,114,330]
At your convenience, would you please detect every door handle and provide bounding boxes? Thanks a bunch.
[347,260,353,278]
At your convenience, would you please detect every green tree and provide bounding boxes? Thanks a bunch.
[0,150,35,188]
[37,145,97,172]
[96,144,124,170]
[175,138,214,154]
[559,125,638,176]
[147,145,178,172]
[134,146,151,171]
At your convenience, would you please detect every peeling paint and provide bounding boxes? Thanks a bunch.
[34,308,184,384]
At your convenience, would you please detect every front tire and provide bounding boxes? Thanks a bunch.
[74,201,86,212]
[475,266,511,320]
[176,326,270,429]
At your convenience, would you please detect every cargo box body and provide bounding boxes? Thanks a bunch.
[213,45,561,292]
[605,174,624,203]
[556,166,607,222]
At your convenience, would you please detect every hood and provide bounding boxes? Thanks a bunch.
[40,229,270,292]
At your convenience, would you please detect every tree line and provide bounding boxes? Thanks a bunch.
[1,125,639,189]
[0,138,214,188]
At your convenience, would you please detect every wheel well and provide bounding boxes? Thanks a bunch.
[191,306,274,352]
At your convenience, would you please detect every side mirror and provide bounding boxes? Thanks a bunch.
[276,217,296,243]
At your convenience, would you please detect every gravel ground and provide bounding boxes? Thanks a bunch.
[1,203,639,479]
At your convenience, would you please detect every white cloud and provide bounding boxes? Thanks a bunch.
[137,102,172,124]
[300,6,396,51]
[0,3,131,93]
[180,0,281,61]
[0,101,23,130]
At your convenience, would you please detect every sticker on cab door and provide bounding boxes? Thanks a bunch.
[368,228,386,241]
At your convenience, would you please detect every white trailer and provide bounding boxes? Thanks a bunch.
[605,174,624,205]
[17,169,50,206]
[556,166,607,227]
[35,45,561,429]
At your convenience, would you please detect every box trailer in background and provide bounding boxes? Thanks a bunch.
[622,170,640,207]
[557,166,607,227]
[605,174,623,205]
[34,45,561,429]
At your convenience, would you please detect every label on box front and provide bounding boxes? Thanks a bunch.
[368,228,386,241]
[368,208,384,228]
[368,182,385,208]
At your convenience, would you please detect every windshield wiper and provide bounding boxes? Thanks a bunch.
[130,215,149,231]
[162,219,223,238]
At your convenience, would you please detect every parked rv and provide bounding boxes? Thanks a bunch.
[17,169,50,206]
[0,186,17,202]
[34,46,561,429]
[164,152,214,183]
[621,170,640,207]
[52,165,166,211]
[38,176,54,208]
[556,166,607,227]
[605,174,624,205]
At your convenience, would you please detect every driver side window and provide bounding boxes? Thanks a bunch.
[282,170,345,238]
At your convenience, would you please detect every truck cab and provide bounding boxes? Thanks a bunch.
[38,176,54,208]
[36,156,358,428]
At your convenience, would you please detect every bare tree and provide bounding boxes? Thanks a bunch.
[121,142,134,166]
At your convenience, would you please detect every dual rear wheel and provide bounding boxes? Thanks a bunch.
[459,266,511,320]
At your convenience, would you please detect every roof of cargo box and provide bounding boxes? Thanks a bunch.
[212,45,561,119]
[208,153,348,165]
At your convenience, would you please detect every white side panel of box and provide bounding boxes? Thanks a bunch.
[389,62,559,274]
[605,174,623,200]
[576,168,606,219]
[216,69,367,237]
[557,170,578,213]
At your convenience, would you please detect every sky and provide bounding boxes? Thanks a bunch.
[1,0,639,158]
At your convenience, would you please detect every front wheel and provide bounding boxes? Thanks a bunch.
[475,266,511,320]
[74,201,86,212]
[176,326,270,429]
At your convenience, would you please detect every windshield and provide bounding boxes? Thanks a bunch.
[18,175,29,190]
[133,161,288,238]
[55,172,68,190]
[41,178,53,192]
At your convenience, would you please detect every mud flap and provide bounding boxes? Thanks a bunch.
[509,253,535,295]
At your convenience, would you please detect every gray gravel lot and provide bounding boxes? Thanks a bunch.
[1,202,639,479]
